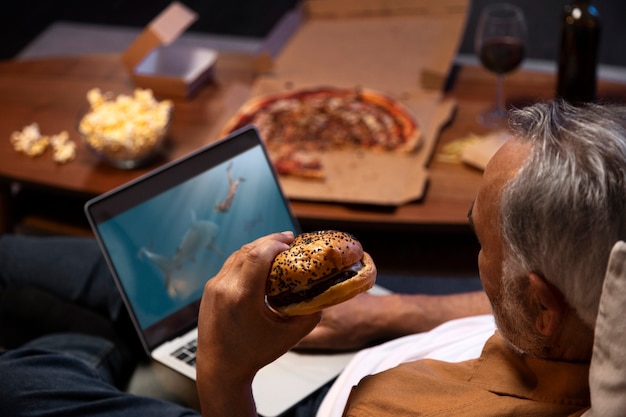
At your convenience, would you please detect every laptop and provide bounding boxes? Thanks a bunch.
[84,125,356,416]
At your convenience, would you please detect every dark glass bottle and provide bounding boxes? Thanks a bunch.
[556,0,601,103]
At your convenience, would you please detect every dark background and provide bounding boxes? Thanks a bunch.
[458,0,626,68]
[0,0,298,59]
[1,1,625,69]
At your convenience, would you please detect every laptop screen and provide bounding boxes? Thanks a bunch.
[85,126,301,350]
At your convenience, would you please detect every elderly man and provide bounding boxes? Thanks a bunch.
[196,99,626,416]
[1,99,625,416]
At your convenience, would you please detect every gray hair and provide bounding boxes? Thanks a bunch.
[501,99,626,327]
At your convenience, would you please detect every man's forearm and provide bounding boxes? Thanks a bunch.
[295,290,492,351]
[375,291,492,340]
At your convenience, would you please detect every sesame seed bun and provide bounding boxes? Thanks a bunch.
[266,230,377,316]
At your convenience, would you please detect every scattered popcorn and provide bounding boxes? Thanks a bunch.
[79,88,173,162]
[10,123,76,164]
[49,131,76,163]
[10,123,49,157]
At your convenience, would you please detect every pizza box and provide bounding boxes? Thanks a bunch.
[120,2,218,99]
[215,0,469,206]
[270,0,470,96]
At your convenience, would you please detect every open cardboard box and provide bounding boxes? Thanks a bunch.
[120,2,218,98]
[220,0,470,206]
[120,1,306,99]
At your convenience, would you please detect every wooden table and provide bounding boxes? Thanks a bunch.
[1,53,626,235]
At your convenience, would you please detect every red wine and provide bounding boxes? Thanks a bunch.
[557,0,601,103]
[479,38,525,74]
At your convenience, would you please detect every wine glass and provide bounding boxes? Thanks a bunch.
[475,3,527,127]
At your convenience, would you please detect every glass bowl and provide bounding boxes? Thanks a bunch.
[77,88,173,169]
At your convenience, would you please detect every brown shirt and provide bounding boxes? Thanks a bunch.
[343,333,590,416]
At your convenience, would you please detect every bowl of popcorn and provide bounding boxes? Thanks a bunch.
[78,88,173,169]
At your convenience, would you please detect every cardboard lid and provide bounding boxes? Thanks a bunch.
[120,2,217,98]
[121,2,198,72]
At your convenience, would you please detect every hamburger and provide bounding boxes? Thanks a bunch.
[266,230,377,316]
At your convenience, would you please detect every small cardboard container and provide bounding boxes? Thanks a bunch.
[120,2,217,98]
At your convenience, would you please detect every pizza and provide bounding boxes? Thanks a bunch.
[220,86,421,179]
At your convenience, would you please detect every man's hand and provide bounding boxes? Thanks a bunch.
[195,232,321,417]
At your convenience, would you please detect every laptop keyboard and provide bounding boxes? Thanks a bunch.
[171,338,198,367]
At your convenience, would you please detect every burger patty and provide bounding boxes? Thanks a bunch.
[268,262,361,308]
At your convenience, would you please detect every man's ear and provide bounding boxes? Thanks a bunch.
[528,273,567,337]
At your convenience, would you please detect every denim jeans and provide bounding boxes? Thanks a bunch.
[0,234,327,417]
[0,234,124,322]
[0,333,200,417]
